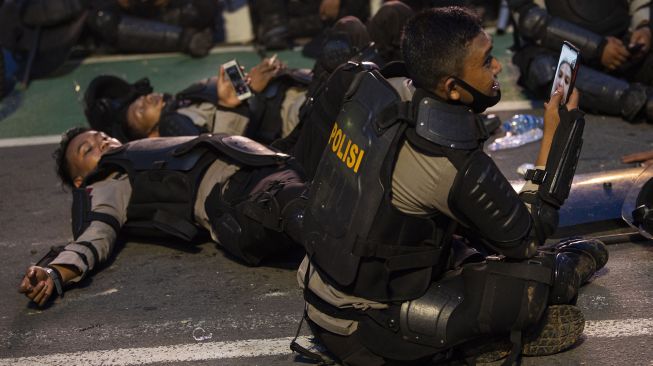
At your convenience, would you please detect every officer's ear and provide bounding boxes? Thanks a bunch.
[73,176,84,188]
[444,77,461,101]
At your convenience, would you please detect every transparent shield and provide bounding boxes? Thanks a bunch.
[621,164,653,239]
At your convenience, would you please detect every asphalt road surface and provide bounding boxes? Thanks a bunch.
[1,108,653,366]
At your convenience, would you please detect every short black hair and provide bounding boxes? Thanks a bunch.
[401,6,483,90]
[53,126,90,188]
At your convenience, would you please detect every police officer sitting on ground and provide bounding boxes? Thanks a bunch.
[294,7,608,365]
[509,0,653,123]
[87,0,217,57]
[18,128,307,307]
[84,56,309,144]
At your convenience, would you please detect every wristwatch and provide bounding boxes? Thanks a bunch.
[44,266,63,296]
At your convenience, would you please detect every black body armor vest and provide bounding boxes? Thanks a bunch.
[74,134,290,242]
[303,70,459,302]
[545,0,630,37]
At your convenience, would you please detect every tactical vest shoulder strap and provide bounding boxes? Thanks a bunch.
[71,187,122,240]
[173,134,290,167]
[175,78,218,105]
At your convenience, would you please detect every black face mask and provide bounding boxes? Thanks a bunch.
[452,77,501,113]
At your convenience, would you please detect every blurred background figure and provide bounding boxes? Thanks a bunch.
[0,0,89,88]
[0,0,222,100]
[509,0,653,123]
[249,0,370,51]
[86,0,218,57]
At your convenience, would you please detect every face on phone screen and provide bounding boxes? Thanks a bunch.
[550,43,579,105]
[225,64,251,98]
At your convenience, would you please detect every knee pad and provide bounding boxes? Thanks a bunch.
[397,258,553,350]
[279,186,308,245]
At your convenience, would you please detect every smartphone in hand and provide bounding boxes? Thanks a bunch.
[222,59,252,101]
[550,41,580,105]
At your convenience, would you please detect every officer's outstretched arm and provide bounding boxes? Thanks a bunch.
[17,176,130,307]
[448,89,584,259]
[508,0,605,62]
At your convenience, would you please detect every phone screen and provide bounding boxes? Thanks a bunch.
[550,42,580,105]
[224,62,251,100]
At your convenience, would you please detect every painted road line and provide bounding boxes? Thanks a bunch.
[487,100,543,112]
[0,336,315,366]
[584,318,653,338]
[0,135,60,148]
[77,45,257,65]
[2,318,653,366]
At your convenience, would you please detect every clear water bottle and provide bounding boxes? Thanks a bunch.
[488,114,545,151]
[502,114,544,135]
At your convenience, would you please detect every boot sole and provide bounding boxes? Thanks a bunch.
[522,305,585,356]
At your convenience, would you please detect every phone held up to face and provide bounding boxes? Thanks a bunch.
[223,59,252,101]
[550,41,580,105]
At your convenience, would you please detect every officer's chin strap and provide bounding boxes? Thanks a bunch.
[289,259,336,366]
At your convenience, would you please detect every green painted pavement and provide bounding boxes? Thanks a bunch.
[0,49,314,138]
[0,31,529,139]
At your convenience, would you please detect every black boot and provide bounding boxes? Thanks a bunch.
[542,238,609,285]
[554,237,608,284]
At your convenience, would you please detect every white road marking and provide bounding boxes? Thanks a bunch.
[2,318,653,366]
[76,45,257,65]
[584,318,653,338]
[0,336,314,366]
[0,135,60,148]
[486,100,542,112]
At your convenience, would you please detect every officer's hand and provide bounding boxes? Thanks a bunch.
[622,150,653,167]
[248,57,284,93]
[629,27,652,60]
[18,266,54,307]
[216,66,242,108]
[601,36,630,70]
[543,87,579,133]
[319,0,340,21]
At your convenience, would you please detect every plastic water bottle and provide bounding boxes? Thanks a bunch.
[502,114,544,134]
[488,114,544,151]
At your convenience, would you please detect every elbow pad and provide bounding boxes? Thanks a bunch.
[449,150,536,258]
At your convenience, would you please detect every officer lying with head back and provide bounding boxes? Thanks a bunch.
[17,128,307,307]
[295,7,608,365]
[84,56,309,144]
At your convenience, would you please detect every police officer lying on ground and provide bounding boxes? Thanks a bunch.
[17,128,307,307]
[509,0,653,123]
[294,7,608,365]
[84,56,309,144]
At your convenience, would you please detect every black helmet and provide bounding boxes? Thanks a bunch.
[83,75,153,142]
